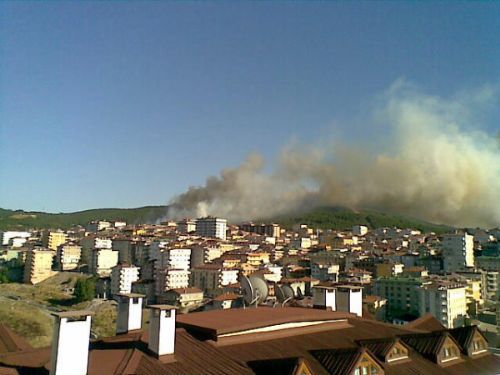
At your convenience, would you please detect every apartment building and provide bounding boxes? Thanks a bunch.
[241,223,281,238]
[442,233,474,272]
[419,281,467,328]
[90,248,119,277]
[177,219,197,234]
[311,262,339,282]
[155,268,190,294]
[24,249,54,284]
[48,231,67,251]
[195,217,227,240]
[56,243,82,271]
[190,264,238,297]
[375,276,426,322]
[111,263,140,295]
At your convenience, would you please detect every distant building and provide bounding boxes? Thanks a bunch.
[161,287,204,309]
[90,249,119,277]
[0,231,31,246]
[195,217,227,240]
[442,233,474,272]
[111,263,140,295]
[190,265,238,297]
[87,221,112,232]
[419,281,467,328]
[240,223,281,238]
[56,243,82,271]
[48,231,67,251]
[353,225,369,236]
[311,262,339,282]
[24,249,54,284]
[177,219,197,234]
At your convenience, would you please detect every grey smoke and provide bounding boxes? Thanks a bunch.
[167,81,500,228]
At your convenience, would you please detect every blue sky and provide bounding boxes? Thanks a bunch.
[1,2,499,213]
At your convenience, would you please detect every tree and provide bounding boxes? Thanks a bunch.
[74,278,96,302]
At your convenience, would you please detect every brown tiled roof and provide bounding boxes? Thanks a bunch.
[247,357,305,375]
[404,313,446,332]
[0,309,499,375]
[213,293,241,301]
[448,326,487,355]
[311,347,375,375]
[167,287,203,295]
[176,307,350,338]
[0,325,32,354]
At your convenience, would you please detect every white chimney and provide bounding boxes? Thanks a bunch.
[148,305,177,357]
[50,311,94,375]
[312,286,336,310]
[336,285,363,317]
[116,293,144,334]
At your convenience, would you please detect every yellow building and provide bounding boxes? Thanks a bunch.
[24,249,55,284]
[48,231,67,251]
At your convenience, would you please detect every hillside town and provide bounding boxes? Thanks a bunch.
[0,217,499,374]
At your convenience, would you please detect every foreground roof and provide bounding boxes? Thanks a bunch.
[0,307,498,375]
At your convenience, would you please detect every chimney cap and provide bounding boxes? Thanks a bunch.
[116,293,145,298]
[51,310,95,318]
[148,304,178,311]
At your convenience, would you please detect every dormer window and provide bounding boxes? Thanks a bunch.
[440,342,459,363]
[386,342,409,362]
[471,336,488,355]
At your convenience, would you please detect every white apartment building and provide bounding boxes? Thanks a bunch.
[195,217,227,240]
[442,233,474,272]
[157,248,191,270]
[352,225,369,236]
[56,243,82,271]
[419,281,467,328]
[90,249,119,277]
[0,231,31,246]
[111,264,140,295]
[155,269,190,294]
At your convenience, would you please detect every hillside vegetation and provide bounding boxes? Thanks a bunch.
[0,205,451,233]
[274,206,452,233]
[0,206,167,230]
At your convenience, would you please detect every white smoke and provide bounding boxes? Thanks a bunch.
[167,81,500,228]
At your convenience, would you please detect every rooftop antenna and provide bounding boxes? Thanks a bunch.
[275,285,293,307]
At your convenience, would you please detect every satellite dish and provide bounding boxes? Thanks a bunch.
[249,275,269,304]
[240,275,256,307]
[296,287,304,300]
[275,285,293,307]
[282,284,295,300]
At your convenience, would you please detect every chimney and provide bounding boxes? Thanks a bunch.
[116,293,144,334]
[148,305,177,357]
[312,286,336,310]
[50,311,94,375]
[336,285,363,317]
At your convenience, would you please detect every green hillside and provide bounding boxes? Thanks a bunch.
[0,205,451,233]
[0,206,167,230]
[273,206,452,233]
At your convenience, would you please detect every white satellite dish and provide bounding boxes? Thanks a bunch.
[282,284,295,300]
[249,275,269,305]
[275,285,293,307]
[296,287,304,300]
[240,275,256,307]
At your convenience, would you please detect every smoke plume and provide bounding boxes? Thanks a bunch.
[167,81,500,228]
